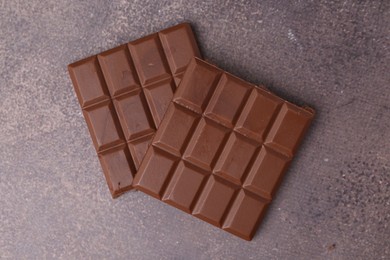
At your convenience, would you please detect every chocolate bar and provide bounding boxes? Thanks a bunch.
[133,58,315,240]
[68,23,201,198]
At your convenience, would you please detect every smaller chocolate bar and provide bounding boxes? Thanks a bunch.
[68,23,201,198]
[134,58,315,240]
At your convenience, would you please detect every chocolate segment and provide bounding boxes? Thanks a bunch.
[68,23,201,198]
[134,58,314,240]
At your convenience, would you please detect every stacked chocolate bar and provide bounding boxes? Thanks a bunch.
[68,23,314,241]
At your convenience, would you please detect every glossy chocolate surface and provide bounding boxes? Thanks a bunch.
[68,23,201,198]
[134,58,314,240]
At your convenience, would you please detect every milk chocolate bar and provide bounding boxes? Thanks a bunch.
[134,58,314,240]
[68,23,201,198]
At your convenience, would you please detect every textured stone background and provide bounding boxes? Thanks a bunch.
[0,0,389,259]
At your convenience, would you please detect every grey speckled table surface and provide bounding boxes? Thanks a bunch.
[1,1,389,259]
